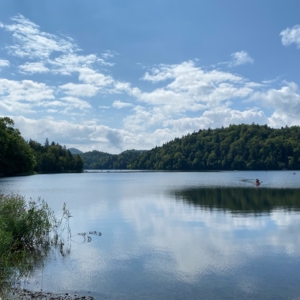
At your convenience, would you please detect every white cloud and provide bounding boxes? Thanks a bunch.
[78,67,114,87]
[11,116,177,153]
[1,15,300,152]
[19,62,49,74]
[251,81,300,127]
[139,61,250,110]
[112,100,133,109]
[0,59,10,69]
[122,61,255,132]
[229,51,254,67]
[50,54,98,75]
[280,25,300,48]
[61,96,92,110]
[0,78,54,107]
[59,83,99,97]
[163,108,267,133]
[3,14,77,59]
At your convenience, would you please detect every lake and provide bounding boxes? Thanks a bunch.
[1,171,300,299]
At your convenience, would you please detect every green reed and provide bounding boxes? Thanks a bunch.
[0,194,72,294]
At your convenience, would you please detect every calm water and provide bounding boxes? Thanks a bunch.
[1,171,300,299]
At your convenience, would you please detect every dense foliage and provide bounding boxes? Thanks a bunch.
[0,117,84,175]
[0,117,36,176]
[29,139,84,173]
[80,149,146,169]
[0,194,71,292]
[130,124,300,170]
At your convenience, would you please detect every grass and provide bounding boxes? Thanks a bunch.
[0,194,71,295]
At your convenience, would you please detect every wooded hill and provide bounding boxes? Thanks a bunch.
[129,124,300,170]
[76,124,300,171]
[0,117,84,176]
[80,149,146,169]
[29,139,84,173]
[0,117,36,176]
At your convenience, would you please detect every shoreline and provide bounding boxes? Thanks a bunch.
[4,288,95,300]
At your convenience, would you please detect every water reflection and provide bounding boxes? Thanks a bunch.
[1,173,300,299]
[175,188,300,213]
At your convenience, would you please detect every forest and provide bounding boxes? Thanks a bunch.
[0,117,83,176]
[78,124,300,171]
[2,117,300,175]
[130,124,300,170]
[79,149,146,169]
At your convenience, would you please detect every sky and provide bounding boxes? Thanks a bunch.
[1,0,300,153]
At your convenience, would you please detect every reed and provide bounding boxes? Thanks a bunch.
[0,194,71,294]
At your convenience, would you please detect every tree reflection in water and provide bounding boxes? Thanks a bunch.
[174,188,300,214]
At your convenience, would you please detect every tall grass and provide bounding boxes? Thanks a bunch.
[0,194,71,294]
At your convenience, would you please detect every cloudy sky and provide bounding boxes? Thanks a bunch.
[1,1,300,153]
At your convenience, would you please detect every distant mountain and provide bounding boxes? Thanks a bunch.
[80,149,146,169]
[69,148,83,155]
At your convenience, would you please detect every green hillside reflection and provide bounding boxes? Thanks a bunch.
[174,188,300,214]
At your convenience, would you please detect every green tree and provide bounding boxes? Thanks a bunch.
[0,117,36,176]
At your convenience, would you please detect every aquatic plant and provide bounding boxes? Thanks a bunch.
[0,194,72,295]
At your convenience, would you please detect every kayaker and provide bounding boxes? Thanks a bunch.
[255,179,260,186]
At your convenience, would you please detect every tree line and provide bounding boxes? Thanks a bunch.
[2,117,300,174]
[130,124,300,170]
[79,149,146,169]
[0,117,83,176]
[78,124,300,171]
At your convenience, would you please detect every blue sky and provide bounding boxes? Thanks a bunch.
[1,0,300,153]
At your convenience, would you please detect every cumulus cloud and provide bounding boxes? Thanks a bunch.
[78,67,114,87]
[140,61,248,107]
[1,15,300,152]
[229,51,254,67]
[251,81,300,127]
[280,25,300,48]
[0,78,54,112]
[60,96,92,110]
[59,83,99,97]
[112,100,133,109]
[10,116,182,153]
[122,61,255,132]
[19,62,49,74]
[0,59,10,69]
[163,108,267,134]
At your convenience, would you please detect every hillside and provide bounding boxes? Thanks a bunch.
[80,149,146,169]
[130,124,300,170]
[69,148,83,155]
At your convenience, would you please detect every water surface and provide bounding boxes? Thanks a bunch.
[1,171,300,299]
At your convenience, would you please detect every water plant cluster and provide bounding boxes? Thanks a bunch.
[0,194,71,297]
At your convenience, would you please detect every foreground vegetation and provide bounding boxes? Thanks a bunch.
[0,194,71,295]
